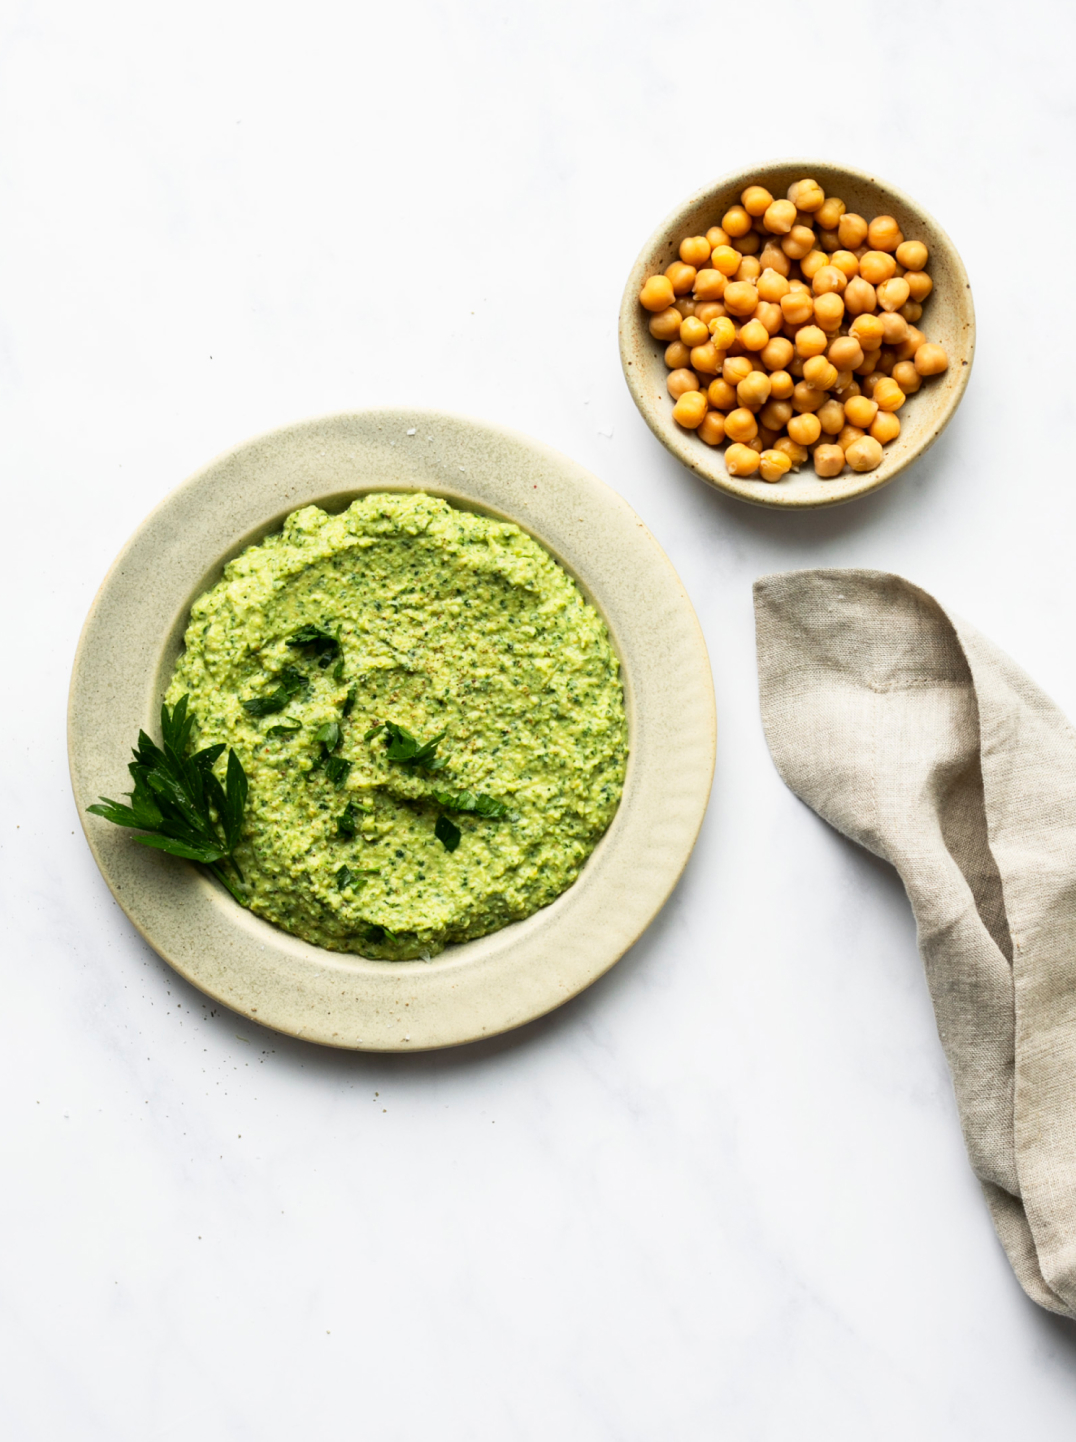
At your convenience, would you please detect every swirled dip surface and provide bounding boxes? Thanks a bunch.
[166,492,628,959]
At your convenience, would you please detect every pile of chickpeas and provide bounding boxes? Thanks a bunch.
[638,178,950,482]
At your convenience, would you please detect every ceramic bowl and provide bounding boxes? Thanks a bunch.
[69,410,716,1051]
[619,159,975,509]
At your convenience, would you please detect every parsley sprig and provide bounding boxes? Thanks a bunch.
[87,696,249,904]
[431,788,508,819]
[242,664,306,717]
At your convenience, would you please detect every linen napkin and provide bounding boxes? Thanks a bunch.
[753,569,1076,1317]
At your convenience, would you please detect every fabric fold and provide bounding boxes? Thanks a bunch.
[754,569,1076,1316]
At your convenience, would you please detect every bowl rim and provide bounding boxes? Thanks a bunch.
[619,157,975,510]
[68,408,717,1051]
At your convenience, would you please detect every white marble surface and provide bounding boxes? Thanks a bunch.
[4,2,1076,1436]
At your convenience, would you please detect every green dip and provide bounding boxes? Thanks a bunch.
[166,492,628,959]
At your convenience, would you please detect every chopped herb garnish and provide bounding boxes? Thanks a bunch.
[242,664,306,716]
[342,686,357,718]
[435,814,461,852]
[308,720,350,784]
[86,695,249,904]
[336,864,354,889]
[265,719,302,740]
[325,756,352,787]
[432,788,508,818]
[288,623,340,668]
[332,658,346,681]
[314,721,342,753]
[336,800,360,838]
[364,923,397,944]
[370,720,447,770]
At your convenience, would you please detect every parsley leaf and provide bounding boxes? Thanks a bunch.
[242,664,306,716]
[308,720,350,785]
[369,720,447,770]
[87,695,249,904]
[435,814,461,852]
[342,686,357,717]
[325,756,352,787]
[431,788,508,819]
[336,800,360,838]
[265,719,302,740]
[288,623,340,669]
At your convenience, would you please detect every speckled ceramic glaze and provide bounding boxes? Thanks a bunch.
[69,411,716,1050]
[619,159,975,509]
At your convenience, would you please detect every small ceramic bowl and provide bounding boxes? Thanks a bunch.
[619,159,975,509]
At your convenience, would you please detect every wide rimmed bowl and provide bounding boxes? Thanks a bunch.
[69,410,716,1051]
[619,159,975,509]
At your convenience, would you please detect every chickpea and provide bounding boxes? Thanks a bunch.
[768,369,795,400]
[672,390,709,429]
[844,394,878,428]
[741,185,774,217]
[850,313,885,351]
[859,251,896,285]
[664,341,691,369]
[867,216,902,252]
[649,306,684,340]
[736,318,768,352]
[817,398,845,435]
[758,242,791,277]
[891,359,921,395]
[725,407,759,442]
[757,269,791,304]
[794,325,828,358]
[792,382,828,414]
[698,411,727,446]
[732,231,761,255]
[835,377,861,400]
[690,342,721,375]
[800,250,828,281]
[705,315,733,348]
[723,281,760,317]
[825,336,862,373]
[735,256,762,283]
[873,377,906,411]
[756,302,784,336]
[680,315,710,347]
[870,412,901,444]
[787,178,825,212]
[673,297,696,317]
[692,270,726,302]
[745,435,765,453]
[694,302,725,327]
[904,271,933,302]
[667,368,700,399]
[894,240,927,271]
[707,378,736,410]
[843,277,877,316]
[814,444,845,478]
[895,326,926,361]
[757,397,792,431]
[827,250,858,281]
[679,236,712,268]
[774,435,809,468]
[860,370,881,394]
[665,261,697,295]
[813,292,845,331]
[780,291,814,326]
[782,224,816,259]
[787,412,822,446]
[720,205,752,238]
[854,352,879,377]
[914,342,949,376]
[710,245,741,278]
[817,229,841,252]
[803,355,839,390]
[738,371,773,408]
[752,449,787,483]
[845,434,885,471]
[787,355,806,377]
[874,279,909,316]
[813,198,843,233]
[640,275,676,311]
[763,199,797,234]
[812,266,848,297]
[875,347,897,377]
[724,442,760,476]
[838,213,869,249]
[706,226,730,250]
[837,424,865,451]
[899,300,923,323]
[723,355,755,387]
[879,312,909,346]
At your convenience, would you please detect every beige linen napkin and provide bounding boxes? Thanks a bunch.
[754,569,1076,1316]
